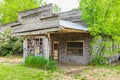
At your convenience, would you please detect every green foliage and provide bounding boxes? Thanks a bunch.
[80,0,120,37]
[24,56,57,70]
[53,4,61,13]
[0,0,45,24]
[0,28,23,56]
[0,0,61,57]
[0,0,46,55]
[80,0,120,64]
[0,64,63,80]
[0,0,61,24]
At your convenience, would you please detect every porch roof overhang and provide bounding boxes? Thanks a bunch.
[12,20,88,36]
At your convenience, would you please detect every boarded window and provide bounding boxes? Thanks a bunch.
[67,42,83,56]
[27,36,44,56]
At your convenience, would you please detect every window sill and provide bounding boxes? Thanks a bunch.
[66,54,83,56]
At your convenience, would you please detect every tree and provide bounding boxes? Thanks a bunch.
[0,0,61,56]
[80,0,120,64]
[53,4,61,13]
[0,0,45,56]
[0,28,23,56]
[0,0,45,24]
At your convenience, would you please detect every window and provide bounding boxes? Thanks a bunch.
[67,41,83,56]
[27,36,44,55]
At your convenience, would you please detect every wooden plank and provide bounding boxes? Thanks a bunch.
[12,28,59,36]
[59,10,82,19]
[18,4,53,24]
[19,3,53,18]
[12,16,59,33]
[59,10,85,25]
[44,36,49,59]
[0,22,21,33]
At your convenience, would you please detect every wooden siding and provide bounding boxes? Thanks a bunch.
[12,28,59,36]
[18,4,53,24]
[0,22,20,33]
[12,16,59,34]
[11,4,87,36]
[59,10,85,26]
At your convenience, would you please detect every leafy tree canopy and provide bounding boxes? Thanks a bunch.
[53,4,61,13]
[0,0,46,24]
[80,0,120,64]
[80,0,120,38]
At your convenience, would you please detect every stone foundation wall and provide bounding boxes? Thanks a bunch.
[51,33,91,65]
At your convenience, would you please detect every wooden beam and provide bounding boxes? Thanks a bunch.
[44,33,51,59]
[23,36,28,62]
[12,28,59,36]
[57,28,88,33]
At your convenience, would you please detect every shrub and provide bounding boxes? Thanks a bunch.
[24,56,57,70]
[91,56,108,65]
[0,28,23,56]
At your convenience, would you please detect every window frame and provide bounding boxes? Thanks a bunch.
[27,36,45,56]
[66,40,84,56]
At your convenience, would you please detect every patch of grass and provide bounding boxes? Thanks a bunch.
[24,56,57,70]
[0,64,65,80]
[74,74,81,79]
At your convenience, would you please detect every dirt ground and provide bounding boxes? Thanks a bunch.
[0,57,120,80]
[0,56,22,64]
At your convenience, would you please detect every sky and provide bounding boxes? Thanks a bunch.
[45,0,79,12]
[0,0,79,12]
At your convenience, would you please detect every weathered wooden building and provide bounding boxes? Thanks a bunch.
[0,4,119,65]
[11,4,91,65]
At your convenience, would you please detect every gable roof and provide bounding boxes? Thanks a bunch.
[10,4,88,36]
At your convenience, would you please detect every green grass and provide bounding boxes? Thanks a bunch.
[0,62,120,80]
[24,56,57,70]
[0,64,63,80]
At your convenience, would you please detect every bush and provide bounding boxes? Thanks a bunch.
[24,56,57,70]
[0,28,23,56]
[91,54,108,65]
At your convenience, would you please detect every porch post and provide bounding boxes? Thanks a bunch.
[44,33,50,59]
[23,36,28,62]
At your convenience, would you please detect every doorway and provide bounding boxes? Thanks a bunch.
[53,41,59,61]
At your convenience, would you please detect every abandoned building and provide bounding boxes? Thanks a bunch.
[10,4,90,65]
[0,4,119,65]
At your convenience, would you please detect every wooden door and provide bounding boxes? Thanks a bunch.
[53,41,59,61]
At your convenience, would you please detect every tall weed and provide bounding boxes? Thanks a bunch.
[24,56,57,70]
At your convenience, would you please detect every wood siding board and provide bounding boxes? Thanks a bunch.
[19,4,53,19]
[12,16,59,33]
[12,28,59,36]
[59,10,86,26]
[18,4,53,24]
[23,36,28,62]
[59,10,82,18]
